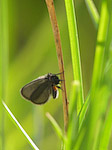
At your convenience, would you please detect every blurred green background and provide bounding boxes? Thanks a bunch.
[4,0,100,149]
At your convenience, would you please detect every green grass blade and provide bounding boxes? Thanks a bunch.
[64,0,84,114]
[69,81,80,121]
[0,3,2,150]
[91,0,109,96]
[82,86,110,150]
[66,81,80,150]
[0,0,9,98]
[79,92,90,131]
[0,0,2,98]
[99,101,112,150]
[81,1,111,148]
[2,101,39,150]
[92,88,111,150]
[0,0,9,149]
[103,1,112,73]
[46,112,64,141]
[73,128,85,150]
[85,0,99,28]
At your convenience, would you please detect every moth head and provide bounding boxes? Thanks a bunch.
[48,73,60,85]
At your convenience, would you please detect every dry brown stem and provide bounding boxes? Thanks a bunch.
[45,0,68,133]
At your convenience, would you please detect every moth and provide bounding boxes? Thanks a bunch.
[21,73,63,105]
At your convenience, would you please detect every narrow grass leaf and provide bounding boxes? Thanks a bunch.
[86,86,110,150]
[103,1,112,73]
[0,0,9,149]
[87,2,110,148]
[2,101,39,150]
[0,0,9,99]
[46,112,64,141]
[99,101,112,150]
[64,0,84,114]
[73,128,86,150]
[85,0,99,28]
[91,0,109,97]
[79,92,90,131]
[69,80,80,118]
[92,90,111,150]
[66,80,80,150]
[0,3,2,149]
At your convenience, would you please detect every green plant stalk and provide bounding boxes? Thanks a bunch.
[1,0,9,98]
[64,0,84,114]
[84,86,110,150]
[85,0,99,28]
[79,92,90,131]
[0,4,2,150]
[92,118,102,150]
[92,88,111,149]
[46,112,64,141]
[2,101,39,150]
[86,1,109,149]
[0,0,2,99]
[0,0,9,149]
[73,128,85,150]
[69,81,80,121]
[103,5,112,73]
[66,81,80,150]
[91,0,109,97]
[99,101,112,150]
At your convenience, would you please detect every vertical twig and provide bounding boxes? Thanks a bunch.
[45,0,68,133]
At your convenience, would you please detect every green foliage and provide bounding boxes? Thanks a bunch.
[99,102,112,150]
[64,0,84,114]
[0,0,9,149]
[1,0,112,150]
[66,81,80,150]
[2,101,39,150]
[46,112,64,142]
[63,0,112,150]
[85,0,99,28]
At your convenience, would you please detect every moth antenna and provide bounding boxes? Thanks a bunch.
[55,71,64,76]
[59,79,65,82]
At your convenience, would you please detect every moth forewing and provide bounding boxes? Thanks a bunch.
[20,73,61,105]
[21,76,48,100]
[30,85,52,104]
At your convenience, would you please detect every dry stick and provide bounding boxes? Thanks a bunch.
[45,0,68,133]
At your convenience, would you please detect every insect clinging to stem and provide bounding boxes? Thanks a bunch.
[21,72,64,105]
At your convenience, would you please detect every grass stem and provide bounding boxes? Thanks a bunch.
[64,0,84,114]
[85,0,99,28]
[45,0,68,133]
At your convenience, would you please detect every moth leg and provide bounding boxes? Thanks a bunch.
[56,85,64,91]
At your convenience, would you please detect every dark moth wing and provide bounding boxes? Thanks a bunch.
[21,75,52,104]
